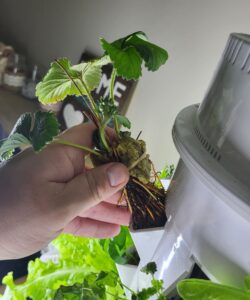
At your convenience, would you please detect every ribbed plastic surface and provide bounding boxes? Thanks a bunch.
[150,33,250,292]
[198,33,250,188]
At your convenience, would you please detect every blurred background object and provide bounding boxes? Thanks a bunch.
[0,42,13,85]
[21,64,39,100]
[1,0,250,169]
[3,53,26,92]
[0,88,38,134]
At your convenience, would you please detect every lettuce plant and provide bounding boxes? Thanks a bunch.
[100,226,139,265]
[0,234,124,300]
[0,235,166,300]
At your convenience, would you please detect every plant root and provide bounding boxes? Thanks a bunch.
[126,177,167,230]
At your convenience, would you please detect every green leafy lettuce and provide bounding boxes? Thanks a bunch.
[0,234,124,300]
[99,226,138,265]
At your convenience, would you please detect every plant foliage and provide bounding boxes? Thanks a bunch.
[100,31,168,80]
[177,278,250,300]
[0,112,59,160]
[0,234,124,300]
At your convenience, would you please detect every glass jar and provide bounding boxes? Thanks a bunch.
[3,53,27,92]
[22,65,39,100]
[0,43,14,86]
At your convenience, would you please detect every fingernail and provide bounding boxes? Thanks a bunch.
[107,164,128,187]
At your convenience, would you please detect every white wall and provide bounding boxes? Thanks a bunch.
[1,0,250,169]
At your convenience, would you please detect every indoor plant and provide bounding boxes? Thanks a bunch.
[0,31,170,298]
[0,233,166,299]
[0,31,169,231]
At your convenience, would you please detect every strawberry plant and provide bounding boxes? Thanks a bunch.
[0,31,168,230]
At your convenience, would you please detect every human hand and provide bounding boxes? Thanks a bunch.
[0,123,130,259]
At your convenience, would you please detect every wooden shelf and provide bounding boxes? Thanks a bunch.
[0,88,38,134]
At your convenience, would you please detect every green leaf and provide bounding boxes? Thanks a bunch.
[71,61,102,92]
[177,279,250,300]
[136,286,158,300]
[36,57,106,105]
[157,294,168,300]
[12,112,32,138]
[151,278,164,291]
[99,226,137,266]
[0,112,33,160]
[36,58,82,104]
[80,55,111,67]
[126,33,168,71]
[141,262,157,276]
[96,271,117,287]
[100,32,168,80]
[159,164,174,180]
[157,294,167,300]
[30,111,60,151]
[100,38,142,80]
[108,242,122,261]
[0,234,124,300]
[0,112,60,160]
[113,255,128,265]
[112,227,127,249]
[245,276,250,291]
[115,115,131,129]
[54,280,105,300]
[155,164,175,188]
[0,133,31,160]
[134,266,165,299]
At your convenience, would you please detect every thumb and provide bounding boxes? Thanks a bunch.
[59,163,129,222]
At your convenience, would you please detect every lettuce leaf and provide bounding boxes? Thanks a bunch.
[0,234,124,300]
[99,226,138,265]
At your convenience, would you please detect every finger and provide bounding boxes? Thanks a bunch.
[36,123,97,180]
[102,191,125,205]
[56,123,96,175]
[59,122,96,149]
[57,162,129,223]
[105,126,118,144]
[64,217,121,238]
[80,202,130,225]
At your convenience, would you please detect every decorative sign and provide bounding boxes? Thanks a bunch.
[58,95,86,130]
[92,63,136,114]
[58,52,137,130]
[63,103,85,129]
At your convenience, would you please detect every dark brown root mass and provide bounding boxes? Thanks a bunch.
[126,177,167,230]
[91,130,167,230]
